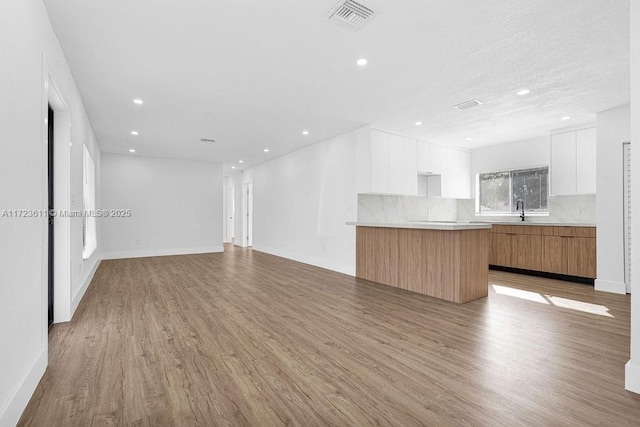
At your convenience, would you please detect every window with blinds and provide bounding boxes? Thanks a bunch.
[478,166,549,215]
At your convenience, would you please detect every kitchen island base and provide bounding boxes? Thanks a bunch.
[355,226,489,304]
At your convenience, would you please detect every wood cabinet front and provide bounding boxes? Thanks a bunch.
[489,225,596,279]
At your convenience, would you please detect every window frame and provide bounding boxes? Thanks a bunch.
[476,165,549,216]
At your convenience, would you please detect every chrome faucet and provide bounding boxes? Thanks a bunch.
[516,199,525,221]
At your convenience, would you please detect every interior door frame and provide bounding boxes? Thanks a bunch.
[242,182,253,247]
[42,56,72,329]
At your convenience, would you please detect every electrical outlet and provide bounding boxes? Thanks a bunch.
[579,206,585,215]
[135,238,140,245]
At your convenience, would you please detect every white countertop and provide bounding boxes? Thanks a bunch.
[346,221,493,230]
[347,220,596,230]
[489,221,596,227]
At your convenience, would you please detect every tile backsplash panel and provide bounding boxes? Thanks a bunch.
[457,194,596,224]
[358,193,596,224]
[357,194,457,223]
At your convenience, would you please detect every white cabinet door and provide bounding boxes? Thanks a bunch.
[429,143,447,175]
[443,148,458,198]
[550,131,577,195]
[457,150,471,199]
[417,141,430,173]
[404,137,418,195]
[388,133,405,194]
[370,130,389,193]
[576,127,596,194]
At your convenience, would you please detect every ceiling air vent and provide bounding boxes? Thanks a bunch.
[453,99,483,111]
[200,138,216,143]
[326,0,375,30]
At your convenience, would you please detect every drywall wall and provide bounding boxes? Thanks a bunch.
[0,0,102,424]
[627,0,640,394]
[101,154,223,258]
[595,105,630,294]
[246,129,364,275]
[470,136,550,197]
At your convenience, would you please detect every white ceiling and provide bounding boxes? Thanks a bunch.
[44,0,630,171]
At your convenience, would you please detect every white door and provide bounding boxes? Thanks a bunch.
[227,186,235,242]
[624,142,631,293]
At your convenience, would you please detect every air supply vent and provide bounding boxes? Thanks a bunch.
[326,0,375,30]
[453,99,483,111]
[200,138,216,143]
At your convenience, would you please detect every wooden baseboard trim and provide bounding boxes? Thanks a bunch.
[489,265,594,285]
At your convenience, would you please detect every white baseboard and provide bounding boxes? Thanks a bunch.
[626,360,640,394]
[251,244,355,276]
[0,349,47,427]
[102,245,224,260]
[71,254,102,316]
[595,279,627,294]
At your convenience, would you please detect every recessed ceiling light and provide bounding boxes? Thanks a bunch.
[129,149,136,153]
[231,166,236,169]
[133,99,143,105]
[516,89,530,96]
[131,131,139,135]
[239,160,244,163]
[415,121,422,126]
[302,130,309,135]
[356,58,368,66]
[466,137,472,141]
[561,116,571,120]
[264,148,269,152]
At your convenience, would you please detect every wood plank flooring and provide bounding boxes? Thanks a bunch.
[19,245,640,426]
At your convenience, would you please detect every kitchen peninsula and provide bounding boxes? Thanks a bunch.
[349,222,492,304]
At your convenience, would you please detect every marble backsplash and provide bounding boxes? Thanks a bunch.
[358,193,596,224]
[357,194,458,223]
[457,194,596,224]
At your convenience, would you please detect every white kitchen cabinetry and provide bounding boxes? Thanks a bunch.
[368,130,417,195]
[417,141,430,173]
[576,127,596,194]
[550,126,596,195]
[403,137,418,195]
[442,148,471,199]
[429,143,448,176]
[370,130,390,193]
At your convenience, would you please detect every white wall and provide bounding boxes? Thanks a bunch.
[595,105,630,294]
[0,0,102,424]
[246,129,361,275]
[471,136,549,196]
[627,0,640,395]
[101,154,223,258]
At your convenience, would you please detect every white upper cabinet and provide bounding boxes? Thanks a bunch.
[442,148,471,199]
[403,138,418,195]
[388,133,406,194]
[576,127,596,194]
[370,130,389,193]
[364,130,470,198]
[550,126,596,195]
[551,131,577,195]
[417,141,430,173]
[429,144,448,176]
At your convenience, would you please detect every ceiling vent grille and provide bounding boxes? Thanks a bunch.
[200,138,216,143]
[326,0,375,30]
[453,99,483,111]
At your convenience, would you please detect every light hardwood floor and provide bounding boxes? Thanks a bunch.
[19,245,640,425]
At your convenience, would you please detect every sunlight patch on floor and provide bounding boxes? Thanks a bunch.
[491,284,613,318]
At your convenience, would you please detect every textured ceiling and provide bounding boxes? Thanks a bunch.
[44,0,630,171]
